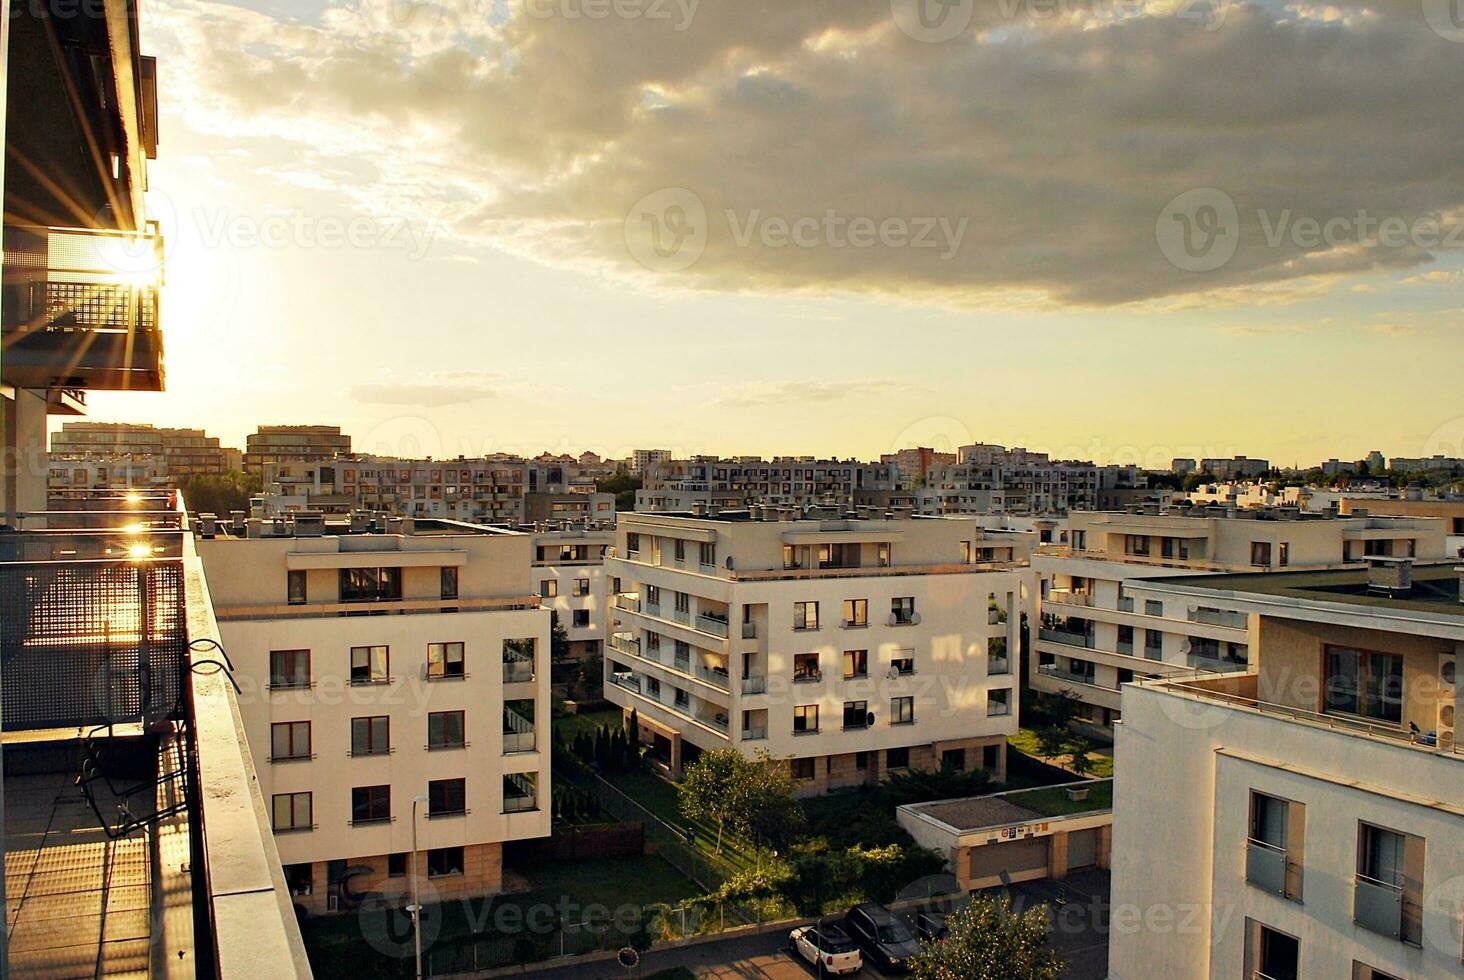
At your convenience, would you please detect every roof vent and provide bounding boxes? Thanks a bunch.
[1366,556,1413,597]
[294,510,325,537]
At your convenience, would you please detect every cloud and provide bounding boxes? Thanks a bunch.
[150,0,1464,307]
[707,378,903,410]
[347,370,507,407]
[1364,323,1416,337]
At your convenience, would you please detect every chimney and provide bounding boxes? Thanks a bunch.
[1366,556,1413,596]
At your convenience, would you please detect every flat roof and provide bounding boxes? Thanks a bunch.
[1146,562,1464,619]
[906,779,1114,833]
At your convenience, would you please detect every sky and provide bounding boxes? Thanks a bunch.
[73,0,1464,467]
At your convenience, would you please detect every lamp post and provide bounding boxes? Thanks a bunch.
[409,794,428,980]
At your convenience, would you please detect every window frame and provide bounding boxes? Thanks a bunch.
[272,791,312,832]
[270,720,312,761]
[350,645,390,685]
[269,649,311,689]
[793,704,820,734]
[351,785,392,824]
[891,695,915,725]
[428,710,466,750]
[428,778,467,817]
[351,715,391,757]
[427,641,465,679]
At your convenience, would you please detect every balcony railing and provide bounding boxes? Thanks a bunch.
[609,671,641,693]
[696,613,729,638]
[1354,874,1404,939]
[1038,627,1095,649]
[988,657,1010,675]
[1045,589,1095,608]
[503,709,536,754]
[742,675,768,695]
[696,664,731,690]
[1038,664,1102,688]
[503,657,535,683]
[1189,607,1249,630]
[503,774,538,813]
[742,621,757,640]
[1,225,166,391]
[615,593,641,613]
[741,726,768,741]
[609,633,640,658]
[699,714,730,733]
[1245,839,1288,896]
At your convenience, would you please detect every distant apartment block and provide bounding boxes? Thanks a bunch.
[605,512,1027,794]
[880,447,957,486]
[635,486,750,513]
[1201,456,1271,479]
[641,456,908,510]
[921,443,1108,515]
[1032,506,1447,733]
[197,514,551,914]
[244,424,351,475]
[49,421,240,487]
[48,455,168,494]
[1109,561,1463,980]
[631,448,673,474]
[1340,495,1464,558]
[532,524,614,665]
[1388,455,1464,474]
[257,455,608,524]
[1171,458,1198,475]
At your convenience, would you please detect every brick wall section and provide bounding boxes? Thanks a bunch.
[290,842,503,916]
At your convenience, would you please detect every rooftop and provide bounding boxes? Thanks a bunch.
[903,779,1114,834]
[1144,561,1464,620]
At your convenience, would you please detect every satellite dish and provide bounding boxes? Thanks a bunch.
[866,711,876,727]
[888,665,900,680]
[1179,639,1192,655]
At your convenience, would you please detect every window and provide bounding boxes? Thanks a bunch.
[988,636,1009,673]
[351,716,390,756]
[843,701,869,729]
[1244,921,1299,980]
[388,853,408,878]
[1144,630,1163,659]
[574,577,590,597]
[427,642,465,679]
[284,863,313,896]
[856,751,869,771]
[646,676,661,698]
[794,601,819,631]
[269,650,310,689]
[674,539,686,562]
[942,749,966,771]
[427,846,464,878]
[626,532,640,555]
[340,567,403,602]
[886,747,909,769]
[440,566,459,600]
[1248,791,1304,900]
[1117,624,1134,652]
[504,638,535,682]
[541,579,558,598]
[647,633,661,652]
[351,785,391,824]
[1144,599,1163,617]
[843,649,868,679]
[270,721,311,761]
[645,584,660,608]
[793,653,821,682]
[1278,542,1289,567]
[842,599,868,627]
[794,705,819,734]
[1128,534,1150,556]
[1353,965,1402,980]
[428,710,465,750]
[877,543,891,566]
[1251,541,1272,567]
[783,545,800,569]
[572,609,589,628]
[429,778,467,816]
[350,645,389,685]
[891,597,916,625]
[287,570,307,605]
[891,696,915,725]
[1356,822,1422,944]
[891,653,914,675]
[699,542,716,567]
[791,758,815,780]
[961,541,971,564]
[987,689,1011,716]
[272,792,312,832]
[1325,646,1403,724]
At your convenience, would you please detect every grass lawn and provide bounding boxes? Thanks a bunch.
[1009,779,1115,817]
[554,707,624,744]
[301,855,699,979]
[1009,728,1114,779]
[605,770,761,873]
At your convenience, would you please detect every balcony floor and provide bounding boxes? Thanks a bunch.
[4,741,194,979]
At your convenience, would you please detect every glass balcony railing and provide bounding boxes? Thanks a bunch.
[1354,874,1404,939]
[696,612,729,637]
[1,225,166,391]
[1245,839,1288,896]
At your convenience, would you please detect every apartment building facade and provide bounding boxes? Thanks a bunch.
[1031,507,1447,733]
[921,444,1106,516]
[641,456,908,510]
[1202,455,1272,479]
[532,524,614,667]
[244,424,351,475]
[1108,562,1463,980]
[50,421,240,477]
[198,515,551,914]
[631,448,672,474]
[604,512,1027,794]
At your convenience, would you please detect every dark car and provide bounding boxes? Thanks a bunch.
[843,903,925,973]
[902,908,948,942]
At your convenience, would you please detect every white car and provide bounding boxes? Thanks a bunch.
[789,923,864,976]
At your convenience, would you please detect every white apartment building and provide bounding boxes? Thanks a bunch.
[604,511,1028,794]
[1032,507,1447,733]
[922,443,1111,516]
[631,449,673,474]
[531,524,615,664]
[197,514,551,914]
[641,456,908,510]
[1109,561,1463,980]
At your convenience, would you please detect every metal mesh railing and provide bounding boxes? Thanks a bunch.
[0,558,188,729]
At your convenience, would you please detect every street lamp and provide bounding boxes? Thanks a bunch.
[409,794,428,980]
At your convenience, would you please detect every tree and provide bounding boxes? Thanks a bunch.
[678,749,756,853]
[1036,725,1069,762]
[1068,738,1095,777]
[549,612,570,662]
[909,894,1064,980]
[180,471,261,516]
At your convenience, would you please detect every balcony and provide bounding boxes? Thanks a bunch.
[503,774,538,813]
[696,664,731,690]
[1039,627,1095,649]
[1188,607,1248,630]
[741,726,768,741]
[742,621,758,640]
[742,675,768,695]
[608,670,641,693]
[1354,874,1404,939]
[615,592,641,613]
[1245,839,1288,896]
[503,708,536,754]
[888,611,922,627]
[1,225,166,390]
[503,656,536,684]
[609,632,641,658]
[0,494,309,976]
[1038,663,1101,688]
[696,612,730,638]
[1045,588,1095,608]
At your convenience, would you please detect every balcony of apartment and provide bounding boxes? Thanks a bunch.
[503,704,537,755]
[1037,624,1096,649]
[613,591,641,614]
[0,494,310,977]
[1187,606,1249,630]
[1,225,166,391]
[1044,587,1095,609]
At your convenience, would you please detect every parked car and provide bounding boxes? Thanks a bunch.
[788,923,864,975]
[902,908,949,942]
[843,903,924,973]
